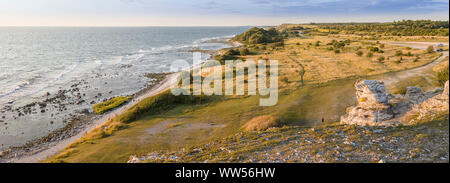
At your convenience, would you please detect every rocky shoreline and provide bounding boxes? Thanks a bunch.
[0,72,168,162]
[0,38,240,163]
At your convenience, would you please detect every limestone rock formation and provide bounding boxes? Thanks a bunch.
[340,80,395,126]
[402,81,449,124]
[341,80,449,126]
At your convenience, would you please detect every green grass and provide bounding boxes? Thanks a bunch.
[116,90,212,123]
[436,64,449,86]
[93,96,132,114]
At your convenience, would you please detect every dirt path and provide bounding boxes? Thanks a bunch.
[376,42,448,86]
[9,73,179,163]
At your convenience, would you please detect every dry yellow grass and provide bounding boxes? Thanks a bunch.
[240,36,441,92]
[241,115,282,131]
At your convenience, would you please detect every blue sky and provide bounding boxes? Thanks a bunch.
[0,0,448,26]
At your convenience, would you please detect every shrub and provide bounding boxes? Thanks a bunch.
[436,65,449,86]
[366,52,373,57]
[356,51,364,56]
[214,49,240,64]
[239,48,250,56]
[241,115,284,131]
[315,41,320,46]
[427,46,434,53]
[93,96,132,114]
[368,46,379,52]
[377,56,385,62]
[334,49,340,54]
[395,50,403,56]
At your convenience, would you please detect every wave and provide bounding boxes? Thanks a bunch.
[0,61,81,100]
[0,74,42,99]
[0,33,236,101]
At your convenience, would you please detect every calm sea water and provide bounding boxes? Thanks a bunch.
[0,27,248,149]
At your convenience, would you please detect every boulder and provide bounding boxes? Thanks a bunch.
[341,80,394,126]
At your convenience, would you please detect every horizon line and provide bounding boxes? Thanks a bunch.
[1,19,448,27]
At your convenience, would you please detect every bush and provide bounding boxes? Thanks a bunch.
[356,51,364,56]
[427,46,435,53]
[315,41,320,46]
[436,65,449,86]
[368,46,379,52]
[241,115,284,131]
[377,56,385,62]
[239,48,250,56]
[93,96,132,114]
[395,50,403,56]
[334,49,340,54]
[366,52,373,57]
[214,49,240,63]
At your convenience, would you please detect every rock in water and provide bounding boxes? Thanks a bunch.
[340,80,394,126]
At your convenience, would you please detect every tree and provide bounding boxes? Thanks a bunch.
[298,64,306,86]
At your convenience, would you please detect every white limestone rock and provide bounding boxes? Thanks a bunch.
[340,80,395,126]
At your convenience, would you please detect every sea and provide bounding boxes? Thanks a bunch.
[0,26,249,149]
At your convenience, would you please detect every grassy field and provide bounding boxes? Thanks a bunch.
[45,25,448,163]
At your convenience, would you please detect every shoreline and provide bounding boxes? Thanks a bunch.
[0,38,239,163]
[2,73,179,163]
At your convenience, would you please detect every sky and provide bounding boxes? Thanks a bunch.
[0,0,448,26]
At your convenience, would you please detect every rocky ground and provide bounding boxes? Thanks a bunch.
[129,115,449,163]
